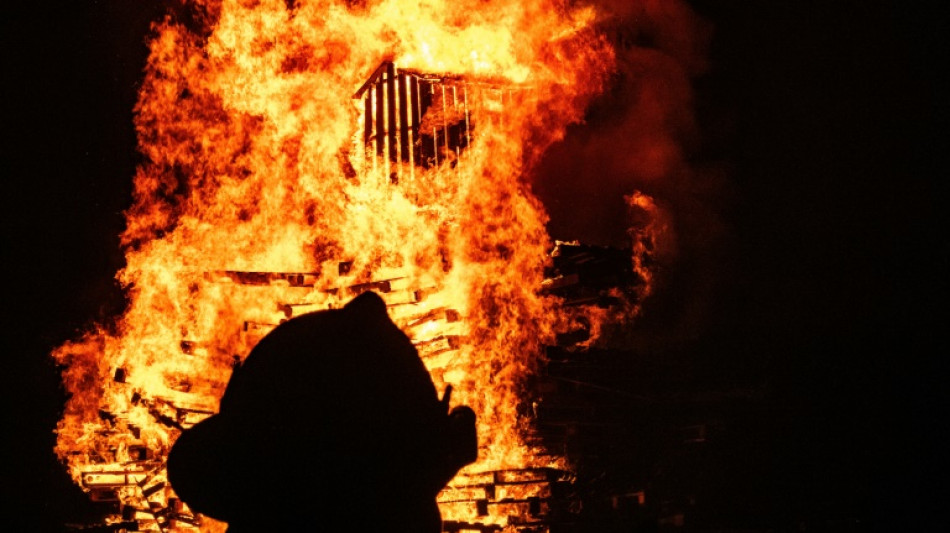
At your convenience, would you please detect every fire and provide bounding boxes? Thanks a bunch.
[53,0,660,530]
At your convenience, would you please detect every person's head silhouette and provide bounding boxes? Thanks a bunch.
[168,291,476,532]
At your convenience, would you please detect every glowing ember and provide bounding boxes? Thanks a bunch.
[53,0,659,530]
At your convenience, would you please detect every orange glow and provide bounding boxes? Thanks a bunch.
[53,1,661,530]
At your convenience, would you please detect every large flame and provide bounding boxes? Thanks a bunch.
[53,0,660,530]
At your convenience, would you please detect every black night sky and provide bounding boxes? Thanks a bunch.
[2,1,945,531]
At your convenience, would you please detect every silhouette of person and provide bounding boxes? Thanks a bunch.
[168,291,477,532]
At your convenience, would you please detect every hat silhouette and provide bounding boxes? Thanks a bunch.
[168,291,476,531]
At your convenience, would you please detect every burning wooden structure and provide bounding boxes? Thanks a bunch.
[351,60,522,192]
[354,62,473,175]
[51,1,651,530]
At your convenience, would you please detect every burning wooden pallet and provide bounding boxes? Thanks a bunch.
[439,468,578,532]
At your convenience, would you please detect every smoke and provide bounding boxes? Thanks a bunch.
[532,0,732,349]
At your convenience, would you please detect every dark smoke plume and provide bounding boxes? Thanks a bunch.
[532,0,732,350]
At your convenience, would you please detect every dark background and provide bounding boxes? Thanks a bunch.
[2,1,944,531]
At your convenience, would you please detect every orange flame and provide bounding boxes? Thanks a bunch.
[51,0,665,530]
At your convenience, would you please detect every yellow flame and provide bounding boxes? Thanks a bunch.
[49,1,669,530]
